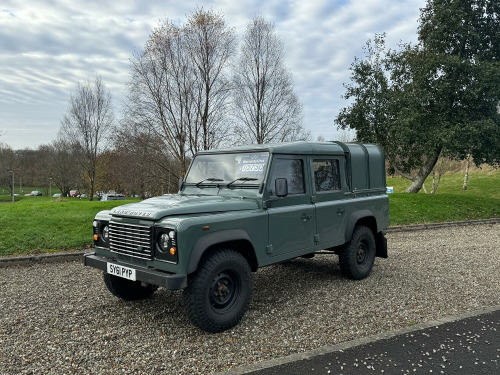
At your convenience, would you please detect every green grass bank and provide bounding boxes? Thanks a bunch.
[387,168,499,225]
[0,197,139,256]
[1,169,498,256]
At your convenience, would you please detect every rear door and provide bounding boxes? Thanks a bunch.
[266,155,315,257]
[311,156,350,248]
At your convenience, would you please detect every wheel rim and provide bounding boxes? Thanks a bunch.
[209,271,239,312]
[356,241,368,264]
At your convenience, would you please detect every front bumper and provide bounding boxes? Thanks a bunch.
[84,253,187,290]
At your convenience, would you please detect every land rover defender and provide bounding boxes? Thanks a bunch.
[84,141,389,332]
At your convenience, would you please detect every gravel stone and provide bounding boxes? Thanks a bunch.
[0,223,499,374]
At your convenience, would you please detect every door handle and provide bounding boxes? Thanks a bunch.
[337,208,346,215]
[301,214,312,221]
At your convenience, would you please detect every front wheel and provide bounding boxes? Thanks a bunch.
[339,225,376,280]
[183,249,253,333]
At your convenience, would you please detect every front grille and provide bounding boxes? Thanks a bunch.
[109,222,153,260]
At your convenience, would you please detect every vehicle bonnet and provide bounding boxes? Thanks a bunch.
[109,194,258,220]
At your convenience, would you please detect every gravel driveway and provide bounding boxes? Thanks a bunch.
[1,223,499,374]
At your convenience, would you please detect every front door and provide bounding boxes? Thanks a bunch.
[267,156,315,258]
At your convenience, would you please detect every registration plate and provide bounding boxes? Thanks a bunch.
[107,263,136,281]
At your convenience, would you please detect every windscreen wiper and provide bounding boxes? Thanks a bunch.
[226,177,258,188]
[195,178,223,187]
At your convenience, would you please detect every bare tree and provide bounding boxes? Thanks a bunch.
[127,20,195,176]
[126,10,234,176]
[48,139,83,197]
[185,8,236,151]
[59,76,114,200]
[430,157,462,194]
[462,154,472,191]
[112,127,183,197]
[232,17,307,145]
[0,142,15,195]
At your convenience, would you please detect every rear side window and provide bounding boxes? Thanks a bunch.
[269,158,305,195]
[313,159,341,192]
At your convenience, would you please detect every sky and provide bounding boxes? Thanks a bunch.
[0,0,426,150]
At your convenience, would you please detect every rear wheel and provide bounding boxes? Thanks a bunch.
[339,225,376,280]
[183,249,253,333]
[103,273,158,301]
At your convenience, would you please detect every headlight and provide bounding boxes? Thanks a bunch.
[102,225,109,242]
[155,229,178,264]
[159,233,170,251]
[93,220,110,248]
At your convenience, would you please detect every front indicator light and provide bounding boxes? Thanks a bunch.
[94,234,99,241]
[170,247,177,255]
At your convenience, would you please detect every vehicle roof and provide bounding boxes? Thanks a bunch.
[197,141,356,156]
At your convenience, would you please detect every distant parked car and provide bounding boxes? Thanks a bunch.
[31,191,42,196]
[69,190,80,197]
[79,194,88,198]
[99,191,126,201]
[53,193,62,197]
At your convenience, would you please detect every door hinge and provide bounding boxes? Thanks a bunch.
[314,234,320,243]
[266,244,273,254]
[310,195,316,203]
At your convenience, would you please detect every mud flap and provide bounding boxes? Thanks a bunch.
[375,232,388,258]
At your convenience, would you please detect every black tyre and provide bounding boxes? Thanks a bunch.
[339,225,376,280]
[103,273,158,301]
[183,249,253,333]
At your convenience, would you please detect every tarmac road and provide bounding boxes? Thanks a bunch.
[239,307,500,375]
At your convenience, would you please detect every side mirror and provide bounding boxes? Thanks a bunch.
[178,177,184,191]
[275,178,288,197]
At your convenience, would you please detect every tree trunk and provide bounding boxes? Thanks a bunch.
[462,154,471,191]
[405,171,428,193]
[431,169,442,194]
[405,147,442,193]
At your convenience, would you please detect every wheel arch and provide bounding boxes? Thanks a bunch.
[345,210,378,242]
[186,229,258,274]
[345,210,387,258]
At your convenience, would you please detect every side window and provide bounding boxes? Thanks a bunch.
[313,159,341,192]
[269,158,305,196]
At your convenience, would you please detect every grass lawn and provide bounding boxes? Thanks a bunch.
[389,193,498,225]
[387,168,499,225]
[0,168,498,255]
[0,197,139,256]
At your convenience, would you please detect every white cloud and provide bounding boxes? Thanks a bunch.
[273,0,424,139]
[0,0,425,149]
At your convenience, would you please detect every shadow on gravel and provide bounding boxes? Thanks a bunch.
[99,255,349,331]
[80,252,390,360]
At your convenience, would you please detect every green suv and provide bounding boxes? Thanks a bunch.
[84,141,389,332]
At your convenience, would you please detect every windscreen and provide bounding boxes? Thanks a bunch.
[185,152,269,186]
